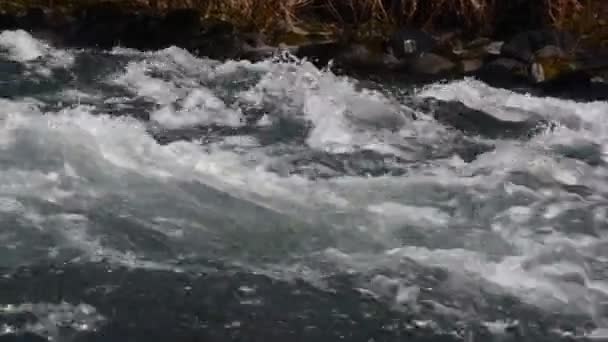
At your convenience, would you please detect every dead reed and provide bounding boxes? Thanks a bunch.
[1,0,605,38]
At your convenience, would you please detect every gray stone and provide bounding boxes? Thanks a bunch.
[410,53,456,75]
[388,29,436,58]
[461,59,484,73]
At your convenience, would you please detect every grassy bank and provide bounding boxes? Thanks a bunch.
[1,0,607,46]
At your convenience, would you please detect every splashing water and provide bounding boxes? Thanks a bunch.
[1,30,607,340]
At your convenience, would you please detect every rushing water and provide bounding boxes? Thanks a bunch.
[1,29,608,341]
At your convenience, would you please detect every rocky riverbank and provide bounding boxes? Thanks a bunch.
[1,2,607,100]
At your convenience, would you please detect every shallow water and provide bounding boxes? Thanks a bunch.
[1,29,608,341]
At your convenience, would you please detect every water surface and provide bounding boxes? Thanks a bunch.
[1,29,608,341]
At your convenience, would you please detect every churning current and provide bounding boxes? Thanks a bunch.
[0,29,608,341]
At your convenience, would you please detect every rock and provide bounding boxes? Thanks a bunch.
[158,8,201,46]
[460,58,484,73]
[493,0,549,39]
[471,57,531,88]
[273,30,313,47]
[337,43,384,68]
[409,52,456,75]
[0,13,18,31]
[480,57,528,77]
[16,7,48,32]
[535,45,567,59]
[528,44,582,84]
[164,8,201,34]
[190,19,244,60]
[417,98,547,140]
[500,29,577,63]
[388,29,436,59]
[121,13,164,50]
[295,41,343,67]
[529,56,576,83]
[452,38,503,59]
[68,2,130,49]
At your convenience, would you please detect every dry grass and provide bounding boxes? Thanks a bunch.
[1,0,606,41]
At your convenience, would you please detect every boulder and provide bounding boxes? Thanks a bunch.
[460,58,484,73]
[493,0,548,39]
[480,57,528,77]
[417,98,548,140]
[295,41,343,67]
[388,29,436,59]
[336,43,386,68]
[0,13,18,31]
[68,2,131,48]
[529,55,576,83]
[190,19,244,60]
[452,38,503,59]
[121,13,164,50]
[409,52,456,75]
[16,7,48,32]
[500,29,577,63]
[157,8,201,46]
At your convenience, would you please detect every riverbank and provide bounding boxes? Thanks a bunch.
[1,1,607,100]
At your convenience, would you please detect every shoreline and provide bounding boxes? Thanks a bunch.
[1,3,607,101]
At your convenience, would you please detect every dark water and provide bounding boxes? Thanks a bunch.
[1,29,608,341]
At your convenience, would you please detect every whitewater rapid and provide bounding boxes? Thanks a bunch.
[1,30,608,339]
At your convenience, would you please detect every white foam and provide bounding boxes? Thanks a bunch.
[151,88,243,128]
[368,202,450,229]
[0,302,105,340]
[237,59,409,152]
[418,78,608,136]
[0,30,74,69]
[2,41,608,330]
[0,30,46,61]
[114,61,180,104]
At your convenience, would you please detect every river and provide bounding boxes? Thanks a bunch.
[1,29,607,342]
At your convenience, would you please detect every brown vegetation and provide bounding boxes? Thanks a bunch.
[1,0,606,40]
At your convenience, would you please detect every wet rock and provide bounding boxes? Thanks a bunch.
[157,8,201,47]
[530,57,576,84]
[120,13,164,50]
[338,42,406,70]
[190,19,245,60]
[65,4,203,51]
[388,29,436,59]
[535,45,567,59]
[409,52,456,75]
[164,8,201,34]
[460,58,484,73]
[493,0,548,39]
[417,98,547,139]
[476,57,529,83]
[535,70,608,101]
[500,29,576,63]
[295,41,343,67]
[0,13,18,31]
[16,7,48,32]
[452,38,503,59]
[67,2,130,49]
[239,33,277,61]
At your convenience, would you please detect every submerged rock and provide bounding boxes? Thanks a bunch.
[416,98,548,140]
